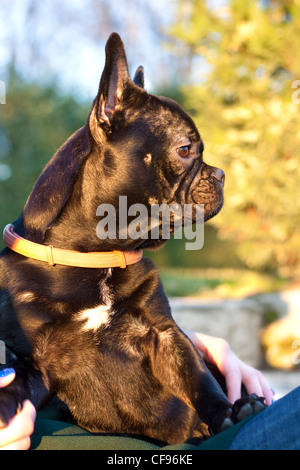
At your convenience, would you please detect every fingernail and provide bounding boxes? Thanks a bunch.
[0,368,15,377]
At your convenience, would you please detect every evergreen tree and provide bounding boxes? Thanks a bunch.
[0,71,90,242]
[169,0,300,276]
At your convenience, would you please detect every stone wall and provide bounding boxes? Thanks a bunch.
[170,297,265,368]
[169,288,300,369]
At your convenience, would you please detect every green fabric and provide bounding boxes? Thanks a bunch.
[30,407,253,451]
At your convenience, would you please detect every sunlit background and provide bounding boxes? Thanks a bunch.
[0,0,300,376]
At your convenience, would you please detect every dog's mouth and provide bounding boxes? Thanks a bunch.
[191,181,224,223]
[175,160,225,223]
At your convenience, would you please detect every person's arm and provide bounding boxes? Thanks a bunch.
[0,369,36,450]
[186,331,274,406]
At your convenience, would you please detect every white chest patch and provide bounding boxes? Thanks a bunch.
[77,304,112,332]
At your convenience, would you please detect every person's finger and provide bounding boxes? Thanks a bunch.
[254,371,274,406]
[0,368,16,388]
[241,372,264,398]
[0,400,36,448]
[240,365,274,406]
[224,367,242,404]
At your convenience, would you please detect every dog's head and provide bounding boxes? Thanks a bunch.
[20,33,224,251]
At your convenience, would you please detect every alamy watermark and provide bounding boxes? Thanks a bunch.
[291,340,300,366]
[292,80,300,104]
[0,340,5,364]
[96,196,204,250]
[0,80,6,104]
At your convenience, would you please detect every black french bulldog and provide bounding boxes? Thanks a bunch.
[0,33,265,445]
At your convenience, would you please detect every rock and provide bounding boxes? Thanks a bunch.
[170,296,264,368]
[261,289,300,369]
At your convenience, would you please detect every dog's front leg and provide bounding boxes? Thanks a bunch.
[0,353,49,429]
[146,325,252,435]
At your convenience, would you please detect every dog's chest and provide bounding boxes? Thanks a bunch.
[75,272,113,332]
[76,304,112,331]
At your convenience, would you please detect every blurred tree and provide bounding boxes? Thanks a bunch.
[168,0,300,276]
[0,69,90,245]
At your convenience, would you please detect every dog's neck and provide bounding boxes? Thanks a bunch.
[38,145,141,253]
[3,224,143,269]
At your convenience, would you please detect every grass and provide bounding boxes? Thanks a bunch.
[159,268,289,298]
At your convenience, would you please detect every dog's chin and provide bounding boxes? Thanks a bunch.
[136,197,224,251]
[140,238,168,252]
[203,198,224,223]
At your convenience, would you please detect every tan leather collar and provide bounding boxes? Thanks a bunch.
[3,224,143,269]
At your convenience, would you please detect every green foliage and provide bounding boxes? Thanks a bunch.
[168,0,300,276]
[0,71,90,246]
[160,269,223,297]
[159,266,287,298]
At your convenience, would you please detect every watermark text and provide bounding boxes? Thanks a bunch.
[292,80,300,104]
[0,340,5,364]
[292,339,300,365]
[96,196,204,250]
[0,80,6,104]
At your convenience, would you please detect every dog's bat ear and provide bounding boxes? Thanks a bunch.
[20,126,91,243]
[133,66,145,89]
[96,33,130,125]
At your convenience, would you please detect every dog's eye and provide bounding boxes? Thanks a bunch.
[177,146,191,158]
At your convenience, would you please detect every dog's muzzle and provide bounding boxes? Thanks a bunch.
[211,168,225,187]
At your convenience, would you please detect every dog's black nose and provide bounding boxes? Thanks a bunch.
[212,168,225,186]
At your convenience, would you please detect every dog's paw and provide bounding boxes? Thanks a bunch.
[213,394,267,435]
[0,390,20,429]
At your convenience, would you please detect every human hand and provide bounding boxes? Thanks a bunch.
[0,368,36,450]
[186,331,274,406]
